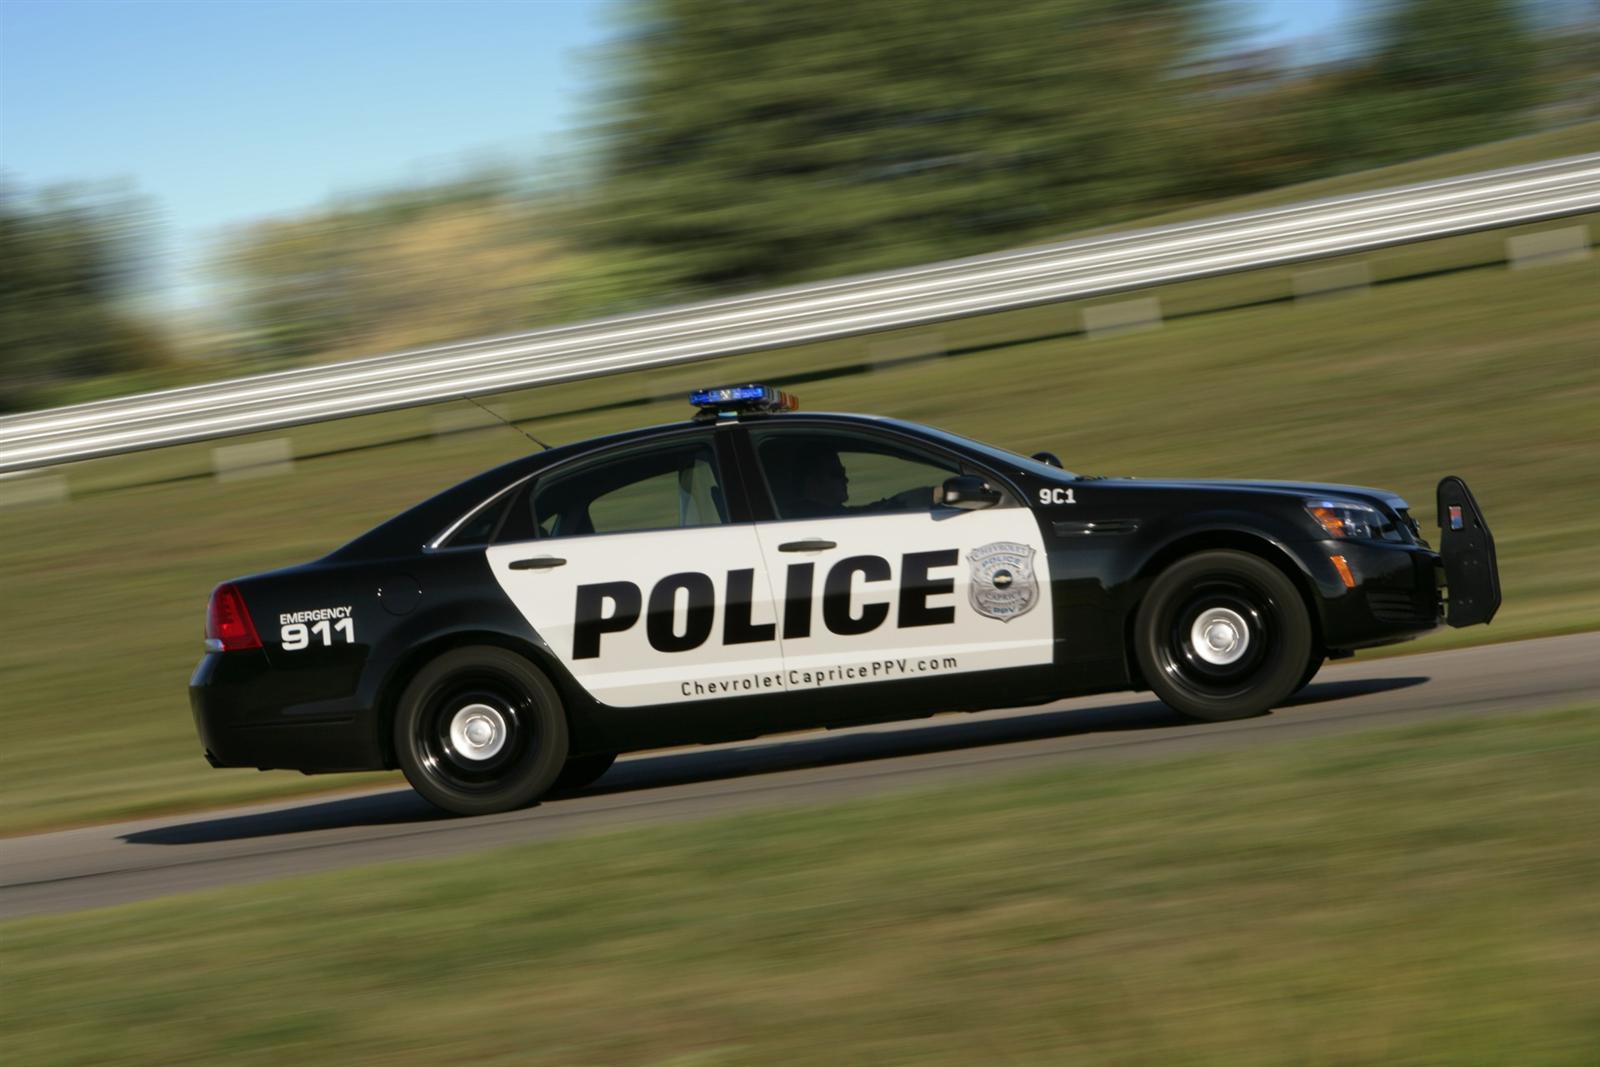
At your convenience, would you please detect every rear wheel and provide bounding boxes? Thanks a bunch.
[394,646,568,816]
[1134,550,1312,722]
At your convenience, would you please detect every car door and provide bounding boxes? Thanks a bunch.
[742,424,1054,696]
[484,431,785,708]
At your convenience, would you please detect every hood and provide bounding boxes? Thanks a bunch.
[1102,477,1410,512]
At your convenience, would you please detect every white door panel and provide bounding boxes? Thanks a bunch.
[486,526,783,707]
[753,508,1053,693]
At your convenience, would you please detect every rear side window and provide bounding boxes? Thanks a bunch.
[525,438,728,539]
[440,492,513,548]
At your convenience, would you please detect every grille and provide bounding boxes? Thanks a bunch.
[1369,589,1437,624]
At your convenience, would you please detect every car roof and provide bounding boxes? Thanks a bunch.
[321,412,864,558]
[322,409,1033,561]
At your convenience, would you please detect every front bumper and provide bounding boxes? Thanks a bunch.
[190,651,386,772]
[1303,540,1444,651]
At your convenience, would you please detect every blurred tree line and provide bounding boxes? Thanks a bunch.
[595,0,1581,294]
[0,186,174,410]
[2,0,1593,408]
[216,171,621,366]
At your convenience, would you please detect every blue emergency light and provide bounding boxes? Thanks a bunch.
[690,384,799,418]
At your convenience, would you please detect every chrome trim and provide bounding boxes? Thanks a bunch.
[1052,519,1140,536]
[425,479,526,551]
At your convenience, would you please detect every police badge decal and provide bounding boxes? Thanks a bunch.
[967,541,1039,622]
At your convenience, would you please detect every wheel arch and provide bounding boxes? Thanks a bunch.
[372,629,594,768]
[1123,527,1324,687]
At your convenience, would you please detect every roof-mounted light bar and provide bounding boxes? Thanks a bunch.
[690,384,799,420]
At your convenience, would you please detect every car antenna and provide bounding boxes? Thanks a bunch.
[460,395,551,451]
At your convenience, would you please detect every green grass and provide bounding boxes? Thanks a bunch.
[4,705,1598,1066]
[0,251,1596,835]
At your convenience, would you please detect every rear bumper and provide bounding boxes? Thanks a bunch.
[190,651,386,772]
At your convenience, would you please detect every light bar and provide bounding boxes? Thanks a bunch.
[690,384,799,417]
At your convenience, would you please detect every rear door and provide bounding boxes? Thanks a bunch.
[485,431,784,707]
[742,424,1054,696]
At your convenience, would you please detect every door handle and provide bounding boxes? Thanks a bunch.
[778,539,837,552]
[509,556,567,570]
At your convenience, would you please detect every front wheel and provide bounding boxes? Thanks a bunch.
[1134,550,1313,722]
[1291,653,1326,696]
[393,646,568,816]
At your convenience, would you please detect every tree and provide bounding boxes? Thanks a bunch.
[1358,0,1540,159]
[219,173,609,367]
[590,0,1207,302]
[0,185,170,411]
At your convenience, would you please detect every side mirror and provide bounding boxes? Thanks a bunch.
[1032,451,1064,469]
[940,474,1001,510]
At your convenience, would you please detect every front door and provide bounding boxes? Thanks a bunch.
[743,425,1055,696]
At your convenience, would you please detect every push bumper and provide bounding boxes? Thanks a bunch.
[190,651,386,772]
[1436,476,1501,627]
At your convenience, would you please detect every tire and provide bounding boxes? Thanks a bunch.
[1291,653,1326,696]
[1134,550,1313,722]
[552,752,618,794]
[393,646,568,816]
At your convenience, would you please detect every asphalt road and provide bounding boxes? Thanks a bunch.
[4,632,1597,920]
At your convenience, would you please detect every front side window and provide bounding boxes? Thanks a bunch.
[750,427,962,521]
[527,437,727,538]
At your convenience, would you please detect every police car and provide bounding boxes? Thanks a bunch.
[191,385,1500,815]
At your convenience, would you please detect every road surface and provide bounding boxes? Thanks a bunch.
[3,632,1596,919]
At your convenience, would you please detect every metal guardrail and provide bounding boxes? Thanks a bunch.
[3,154,1597,474]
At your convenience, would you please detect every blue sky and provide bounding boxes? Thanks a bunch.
[1232,0,1362,60]
[2,0,618,302]
[0,0,1355,305]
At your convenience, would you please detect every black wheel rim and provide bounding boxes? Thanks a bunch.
[1156,574,1282,700]
[416,670,540,794]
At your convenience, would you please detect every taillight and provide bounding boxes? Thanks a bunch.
[206,583,262,651]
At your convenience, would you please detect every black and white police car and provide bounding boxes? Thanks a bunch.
[192,385,1500,815]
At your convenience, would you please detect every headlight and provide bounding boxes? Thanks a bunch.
[1305,499,1403,542]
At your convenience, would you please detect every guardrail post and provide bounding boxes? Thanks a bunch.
[1507,226,1591,269]
[212,439,294,482]
[1293,262,1371,302]
[868,331,945,368]
[1083,297,1161,338]
[0,475,69,509]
